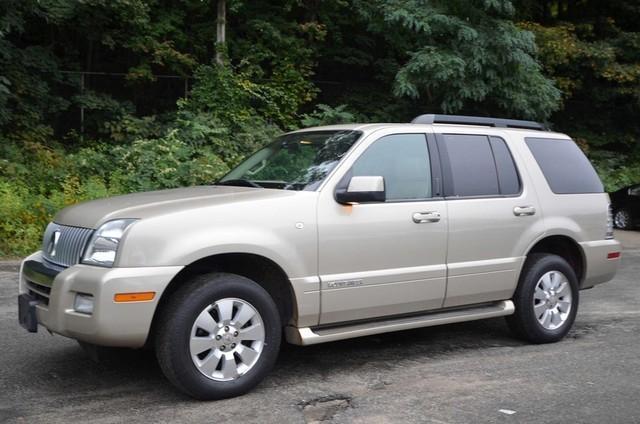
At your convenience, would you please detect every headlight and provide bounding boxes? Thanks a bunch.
[82,219,137,267]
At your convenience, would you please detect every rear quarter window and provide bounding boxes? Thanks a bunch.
[525,137,603,194]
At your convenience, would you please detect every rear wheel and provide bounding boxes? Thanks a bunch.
[155,273,281,399]
[614,208,632,229]
[507,254,579,343]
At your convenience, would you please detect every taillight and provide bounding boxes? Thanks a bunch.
[606,204,614,239]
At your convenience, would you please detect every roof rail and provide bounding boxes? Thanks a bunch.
[411,114,547,131]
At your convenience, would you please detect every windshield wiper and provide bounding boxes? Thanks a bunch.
[214,179,263,188]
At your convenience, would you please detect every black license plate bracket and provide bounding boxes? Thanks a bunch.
[18,293,39,333]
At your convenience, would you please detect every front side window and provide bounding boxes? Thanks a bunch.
[218,130,362,191]
[350,133,432,201]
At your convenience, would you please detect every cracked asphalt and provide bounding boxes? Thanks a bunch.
[1,232,639,423]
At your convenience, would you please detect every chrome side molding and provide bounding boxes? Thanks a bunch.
[285,300,515,346]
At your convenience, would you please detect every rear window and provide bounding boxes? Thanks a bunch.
[525,137,603,194]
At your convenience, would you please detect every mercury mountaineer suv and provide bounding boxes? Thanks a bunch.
[19,114,621,400]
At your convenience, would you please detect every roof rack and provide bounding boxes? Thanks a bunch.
[411,114,547,131]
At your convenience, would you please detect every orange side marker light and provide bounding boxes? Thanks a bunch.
[114,292,156,303]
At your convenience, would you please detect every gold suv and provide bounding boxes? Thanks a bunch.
[19,114,621,399]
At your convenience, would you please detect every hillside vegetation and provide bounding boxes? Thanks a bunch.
[1,0,639,255]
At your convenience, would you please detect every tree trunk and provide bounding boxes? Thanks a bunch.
[216,0,226,65]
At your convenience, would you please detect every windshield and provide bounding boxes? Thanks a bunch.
[218,130,362,191]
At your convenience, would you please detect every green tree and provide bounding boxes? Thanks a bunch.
[517,1,640,152]
[313,0,561,120]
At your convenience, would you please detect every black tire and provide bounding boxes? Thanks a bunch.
[613,208,633,230]
[155,272,281,400]
[506,254,579,344]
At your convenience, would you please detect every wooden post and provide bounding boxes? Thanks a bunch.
[216,0,226,65]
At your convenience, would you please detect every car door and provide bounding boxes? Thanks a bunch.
[627,185,640,219]
[316,131,448,325]
[435,130,543,307]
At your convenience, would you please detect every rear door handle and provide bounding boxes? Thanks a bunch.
[513,206,536,216]
[413,211,441,223]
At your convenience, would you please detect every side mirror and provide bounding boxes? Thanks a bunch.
[335,176,386,204]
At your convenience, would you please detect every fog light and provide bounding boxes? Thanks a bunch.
[74,293,94,315]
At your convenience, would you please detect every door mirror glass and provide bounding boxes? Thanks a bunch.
[336,176,386,204]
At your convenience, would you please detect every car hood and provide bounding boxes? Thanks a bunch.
[54,185,298,229]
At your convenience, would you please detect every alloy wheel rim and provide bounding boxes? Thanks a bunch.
[189,297,265,381]
[533,270,572,331]
[614,210,629,228]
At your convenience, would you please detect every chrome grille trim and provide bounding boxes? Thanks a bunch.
[41,223,94,268]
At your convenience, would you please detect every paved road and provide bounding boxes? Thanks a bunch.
[1,239,639,423]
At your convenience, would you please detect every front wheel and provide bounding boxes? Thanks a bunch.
[155,273,282,400]
[507,254,579,344]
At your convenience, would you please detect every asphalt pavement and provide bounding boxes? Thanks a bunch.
[1,232,639,423]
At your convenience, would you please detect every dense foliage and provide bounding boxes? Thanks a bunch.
[1,0,639,255]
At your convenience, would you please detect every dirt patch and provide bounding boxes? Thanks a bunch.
[565,323,598,340]
[299,395,353,423]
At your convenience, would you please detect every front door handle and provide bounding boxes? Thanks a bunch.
[513,206,536,216]
[413,211,441,223]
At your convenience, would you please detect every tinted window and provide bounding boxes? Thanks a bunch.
[442,134,499,197]
[525,137,603,194]
[352,134,431,200]
[490,136,521,195]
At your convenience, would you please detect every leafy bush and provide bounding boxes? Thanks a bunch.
[0,72,284,256]
[301,104,363,127]
[591,150,640,192]
[108,131,230,192]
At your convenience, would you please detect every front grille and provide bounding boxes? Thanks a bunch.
[41,223,94,268]
[25,280,51,306]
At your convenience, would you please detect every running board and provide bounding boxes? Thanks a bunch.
[285,300,515,346]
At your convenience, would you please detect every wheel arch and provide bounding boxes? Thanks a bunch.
[525,235,586,286]
[147,253,297,346]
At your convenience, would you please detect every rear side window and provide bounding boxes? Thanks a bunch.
[440,134,520,197]
[525,137,603,194]
[490,136,521,195]
[442,134,499,196]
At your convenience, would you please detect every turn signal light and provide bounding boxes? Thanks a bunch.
[114,292,156,303]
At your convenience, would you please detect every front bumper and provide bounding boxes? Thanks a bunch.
[19,252,183,348]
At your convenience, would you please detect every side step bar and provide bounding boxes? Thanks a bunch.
[285,300,515,346]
